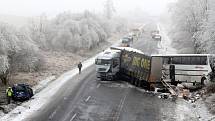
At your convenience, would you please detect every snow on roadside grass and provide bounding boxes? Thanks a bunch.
[33,76,56,94]
[0,41,121,121]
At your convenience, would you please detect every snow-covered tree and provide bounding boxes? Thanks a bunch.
[104,0,116,19]
[169,0,208,53]
[0,23,42,84]
[0,55,9,84]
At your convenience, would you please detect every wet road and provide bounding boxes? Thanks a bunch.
[24,28,199,121]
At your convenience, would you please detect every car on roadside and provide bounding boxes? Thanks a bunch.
[12,83,34,101]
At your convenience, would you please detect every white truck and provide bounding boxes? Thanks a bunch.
[95,49,121,80]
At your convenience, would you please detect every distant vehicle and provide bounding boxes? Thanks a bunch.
[127,35,134,42]
[121,37,132,47]
[151,30,159,35]
[130,28,141,38]
[152,34,162,41]
[151,30,160,38]
[129,32,138,39]
[12,84,34,101]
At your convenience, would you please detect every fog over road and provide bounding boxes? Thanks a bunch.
[23,25,198,121]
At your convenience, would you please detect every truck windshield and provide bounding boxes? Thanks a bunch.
[95,59,111,65]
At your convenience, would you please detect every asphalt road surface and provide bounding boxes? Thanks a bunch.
[24,28,199,121]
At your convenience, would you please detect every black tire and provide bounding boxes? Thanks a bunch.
[135,79,138,87]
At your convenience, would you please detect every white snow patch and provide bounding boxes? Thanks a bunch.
[33,76,56,93]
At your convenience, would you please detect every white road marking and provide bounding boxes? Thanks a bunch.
[85,96,91,102]
[70,113,77,121]
[96,83,101,88]
[114,91,128,121]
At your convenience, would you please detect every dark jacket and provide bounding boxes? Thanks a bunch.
[78,63,82,69]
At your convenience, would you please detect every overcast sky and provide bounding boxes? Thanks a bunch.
[0,0,175,17]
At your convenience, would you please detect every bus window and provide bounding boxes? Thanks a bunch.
[172,57,181,64]
[191,57,201,65]
[181,57,191,65]
[200,56,207,65]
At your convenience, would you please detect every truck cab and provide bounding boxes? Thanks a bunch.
[95,49,121,81]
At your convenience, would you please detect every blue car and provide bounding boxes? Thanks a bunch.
[12,84,34,101]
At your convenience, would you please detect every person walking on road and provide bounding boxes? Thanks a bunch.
[6,87,13,104]
[78,62,82,74]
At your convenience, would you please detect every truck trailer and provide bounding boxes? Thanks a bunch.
[95,47,155,90]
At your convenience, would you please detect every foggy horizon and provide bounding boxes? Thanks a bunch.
[0,0,175,17]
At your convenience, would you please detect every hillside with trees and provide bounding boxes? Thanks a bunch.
[0,10,128,86]
[168,0,215,54]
